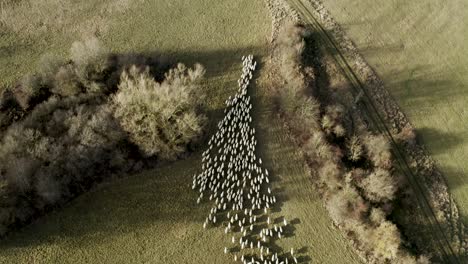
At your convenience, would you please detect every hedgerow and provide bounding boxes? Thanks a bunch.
[0,37,207,236]
[273,21,429,263]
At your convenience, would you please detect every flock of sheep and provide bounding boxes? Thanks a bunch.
[193,55,299,264]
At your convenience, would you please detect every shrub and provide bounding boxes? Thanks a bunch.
[362,134,392,169]
[10,54,64,110]
[395,253,431,264]
[70,37,106,67]
[15,74,42,109]
[347,135,363,162]
[0,89,24,132]
[277,21,307,92]
[70,37,112,94]
[318,160,343,190]
[397,124,416,146]
[0,96,132,232]
[303,131,334,161]
[112,63,206,159]
[371,221,401,260]
[52,64,81,96]
[276,22,311,119]
[293,97,321,133]
[369,207,386,225]
[326,186,368,226]
[0,36,208,235]
[361,168,397,203]
[321,104,346,137]
[345,168,366,187]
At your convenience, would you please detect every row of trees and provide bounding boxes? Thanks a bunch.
[273,22,429,263]
[0,38,207,235]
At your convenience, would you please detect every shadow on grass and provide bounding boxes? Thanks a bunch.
[197,58,310,263]
[246,62,309,262]
[414,127,465,156]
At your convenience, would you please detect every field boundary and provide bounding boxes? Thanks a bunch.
[285,0,466,262]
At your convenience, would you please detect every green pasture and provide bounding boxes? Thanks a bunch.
[0,0,363,263]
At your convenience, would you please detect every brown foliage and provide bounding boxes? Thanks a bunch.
[347,135,363,162]
[318,160,343,191]
[112,64,206,159]
[362,133,392,169]
[361,168,397,203]
[273,20,422,263]
[397,124,417,146]
[0,38,207,236]
[321,104,346,138]
[326,186,368,226]
[372,221,401,260]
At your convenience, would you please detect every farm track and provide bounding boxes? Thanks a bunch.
[286,0,462,263]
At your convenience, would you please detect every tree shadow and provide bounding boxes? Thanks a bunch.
[382,65,465,107]
[413,127,464,155]
[240,61,309,262]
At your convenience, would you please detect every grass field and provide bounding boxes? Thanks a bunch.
[0,0,363,263]
[314,0,468,221]
[0,86,363,264]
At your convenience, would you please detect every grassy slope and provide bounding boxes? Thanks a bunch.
[315,0,468,220]
[0,0,362,263]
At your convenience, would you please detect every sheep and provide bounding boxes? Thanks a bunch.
[195,56,292,262]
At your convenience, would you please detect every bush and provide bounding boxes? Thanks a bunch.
[397,124,416,146]
[321,104,346,137]
[277,21,307,92]
[362,134,392,169]
[0,37,208,236]
[70,37,109,78]
[394,253,431,264]
[347,135,363,162]
[318,160,343,191]
[293,97,321,133]
[371,221,401,260]
[37,53,64,86]
[15,74,41,109]
[112,64,206,159]
[369,207,386,225]
[326,186,368,226]
[361,168,397,203]
[0,95,132,233]
[52,64,82,96]
[276,21,311,120]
